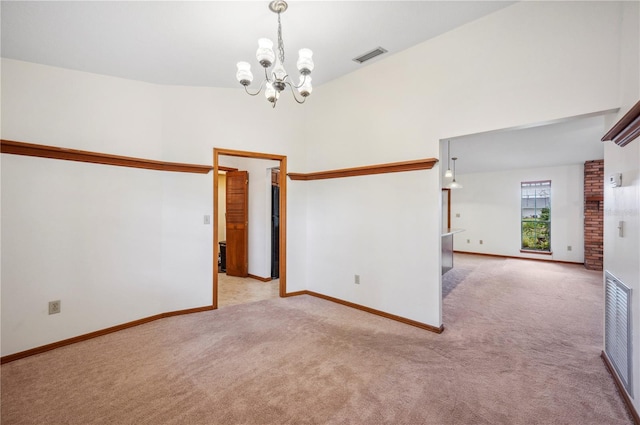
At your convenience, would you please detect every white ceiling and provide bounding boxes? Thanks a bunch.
[1,1,514,88]
[1,1,614,172]
[442,113,613,176]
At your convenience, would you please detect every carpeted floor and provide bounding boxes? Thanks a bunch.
[1,254,633,424]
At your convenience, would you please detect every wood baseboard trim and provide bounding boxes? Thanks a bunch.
[288,158,438,181]
[453,250,584,266]
[248,274,272,282]
[0,305,215,365]
[282,290,309,297]
[290,290,444,333]
[601,351,640,425]
[1,139,213,174]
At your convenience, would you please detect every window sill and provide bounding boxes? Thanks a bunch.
[520,249,553,256]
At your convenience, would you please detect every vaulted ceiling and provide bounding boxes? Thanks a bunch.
[2,1,612,172]
[1,1,513,88]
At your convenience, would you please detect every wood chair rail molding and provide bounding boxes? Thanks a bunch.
[0,139,220,174]
[602,100,640,147]
[288,158,438,181]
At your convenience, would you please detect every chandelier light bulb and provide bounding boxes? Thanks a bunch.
[298,76,312,97]
[256,38,275,68]
[236,62,253,86]
[297,48,314,75]
[265,82,278,103]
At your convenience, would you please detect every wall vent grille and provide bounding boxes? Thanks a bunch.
[604,271,633,397]
[353,47,388,64]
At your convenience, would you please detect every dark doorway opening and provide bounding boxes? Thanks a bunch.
[271,169,280,279]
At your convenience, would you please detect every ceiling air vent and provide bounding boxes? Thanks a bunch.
[353,47,388,64]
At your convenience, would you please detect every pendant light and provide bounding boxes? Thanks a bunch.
[444,140,453,178]
[450,157,463,189]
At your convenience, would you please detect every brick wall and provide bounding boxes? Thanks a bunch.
[584,160,604,270]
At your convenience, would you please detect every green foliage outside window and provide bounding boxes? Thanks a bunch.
[521,181,551,251]
[522,207,550,250]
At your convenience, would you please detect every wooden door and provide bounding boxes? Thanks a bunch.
[225,171,248,277]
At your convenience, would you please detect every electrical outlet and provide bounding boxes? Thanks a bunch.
[479,240,483,245]
[49,300,61,315]
[467,239,470,244]
[204,215,211,225]
[567,245,572,251]
[456,213,460,218]
[354,274,360,284]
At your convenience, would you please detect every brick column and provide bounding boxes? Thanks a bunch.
[584,160,604,270]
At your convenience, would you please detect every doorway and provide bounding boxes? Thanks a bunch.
[213,148,287,309]
[271,168,280,279]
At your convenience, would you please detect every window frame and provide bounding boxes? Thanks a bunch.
[520,180,552,254]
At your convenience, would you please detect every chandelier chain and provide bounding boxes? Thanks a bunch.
[277,12,285,63]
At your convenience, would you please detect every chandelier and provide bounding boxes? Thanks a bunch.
[235,0,314,108]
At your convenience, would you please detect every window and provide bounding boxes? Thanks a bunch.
[521,180,551,252]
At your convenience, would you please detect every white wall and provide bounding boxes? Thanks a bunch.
[0,0,631,354]
[1,61,172,355]
[247,160,279,280]
[603,0,640,412]
[1,59,306,356]
[450,165,585,263]
[160,171,213,308]
[304,171,436,323]
[300,1,623,327]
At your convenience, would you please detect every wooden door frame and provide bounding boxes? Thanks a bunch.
[213,148,287,308]
[442,188,451,230]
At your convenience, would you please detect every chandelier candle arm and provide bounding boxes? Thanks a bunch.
[236,0,314,108]
[285,80,308,104]
[244,78,269,97]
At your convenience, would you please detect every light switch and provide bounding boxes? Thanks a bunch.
[204,215,211,225]
[618,221,624,237]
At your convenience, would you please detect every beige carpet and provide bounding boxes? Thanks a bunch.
[1,254,633,424]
